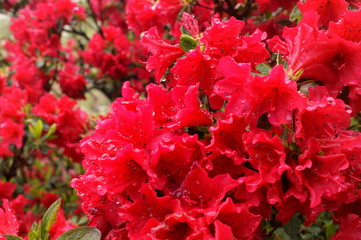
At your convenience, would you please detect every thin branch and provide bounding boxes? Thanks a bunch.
[195,2,215,11]
[237,0,255,19]
[86,0,104,38]
[224,0,236,16]
[63,28,90,41]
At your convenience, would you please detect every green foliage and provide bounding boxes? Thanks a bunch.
[3,235,24,240]
[29,119,44,139]
[180,34,198,52]
[283,213,303,240]
[290,5,302,23]
[264,211,338,239]
[42,199,62,235]
[256,63,272,75]
[56,226,101,240]
[27,199,61,240]
[2,199,98,240]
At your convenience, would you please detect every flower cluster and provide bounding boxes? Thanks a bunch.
[5,0,86,101]
[0,178,79,240]
[0,83,88,161]
[2,0,361,239]
[72,3,361,239]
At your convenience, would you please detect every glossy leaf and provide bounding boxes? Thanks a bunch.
[56,226,101,240]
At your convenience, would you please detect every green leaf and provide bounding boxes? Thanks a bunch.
[30,221,41,237]
[325,221,337,239]
[27,230,38,240]
[272,228,292,240]
[256,63,272,75]
[290,5,302,23]
[3,235,24,240]
[276,52,283,66]
[56,226,101,240]
[45,124,57,139]
[29,119,44,139]
[180,26,192,36]
[41,198,62,239]
[283,213,302,239]
[180,34,197,52]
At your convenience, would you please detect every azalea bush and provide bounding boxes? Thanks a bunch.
[1,0,361,239]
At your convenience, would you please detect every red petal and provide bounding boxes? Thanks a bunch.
[142,27,184,81]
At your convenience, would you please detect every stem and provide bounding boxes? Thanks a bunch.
[63,28,90,41]
[224,0,236,16]
[195,2,215,10]
[237,0,255,19]
[87,0,104,38]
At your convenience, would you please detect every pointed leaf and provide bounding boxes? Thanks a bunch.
[56,227,101,240]
[256,63,272,75]
[283,213,302,239]
[45,124,57,139]
[28,231,38,240]
[30,119,44,139]
[290,5,302,23]
[3,235,23,240]
[180,34,197,52]
[41,198,61,237]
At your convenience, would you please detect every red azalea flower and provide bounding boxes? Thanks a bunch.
[269,11,361,96]
[211,198,262,239]
[256,0,297,13]
[148,83,213,128]
[119,184,181,239]
[201,17,245,58]
[214,56,251,100]
[328,9,361,42]
[82,26,131,79]
[59,63,86,99]
[230,64,305,126]
[32,93,88,161]
[170,48,218,95]
[151,134,205,191]
[0,181,16,200]
[0,199,19,236]
[331,214,361,240]
[126,0,162,34]
[142,27,184,82]
[295,95,350,141]
[298,0,348,28]
[233,29,270,66]
[180,167,239,207]
[208,115,248,164]
[242,129,290,192]
[174,84,213,128]
[288,138,349,208]
[144,212,202,239]
[181,12,200,37]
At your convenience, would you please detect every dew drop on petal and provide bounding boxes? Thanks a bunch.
[345,105,352,114]
[326,97,335,106]
[97,185,107,195]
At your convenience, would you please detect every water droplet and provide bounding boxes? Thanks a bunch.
[345,105,352,114]
[97,185,107,195]
[326,97,335,106]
